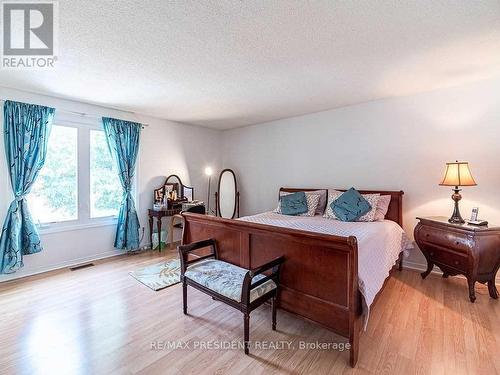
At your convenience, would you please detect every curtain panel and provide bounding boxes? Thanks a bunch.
[0,100,55,274]
[102,117,141,250]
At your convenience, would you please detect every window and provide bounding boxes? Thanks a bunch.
[29,125,78,223]
[90,130,122,218]
[28,121,129,230]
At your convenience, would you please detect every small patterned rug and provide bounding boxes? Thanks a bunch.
[129,259,181,291]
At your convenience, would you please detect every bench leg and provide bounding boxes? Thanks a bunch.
[182,281,187,315]
[243,313,250,354]
[271,296,277,331]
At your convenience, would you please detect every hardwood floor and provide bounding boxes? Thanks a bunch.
[0,250,498,375]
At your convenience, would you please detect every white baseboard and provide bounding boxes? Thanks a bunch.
[402,259,432,273]
[403,259,500,284]
[0,249,122,283]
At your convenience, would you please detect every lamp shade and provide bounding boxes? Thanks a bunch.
[439,161,477,187]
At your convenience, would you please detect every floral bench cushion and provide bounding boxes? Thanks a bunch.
[185,259,277,302]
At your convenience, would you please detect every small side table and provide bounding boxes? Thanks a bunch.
[148,208,182,251]
[414,216,500,302]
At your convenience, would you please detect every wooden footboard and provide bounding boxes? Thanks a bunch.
[181,213,362,366]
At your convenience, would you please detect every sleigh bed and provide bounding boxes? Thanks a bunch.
[180,188,407,367]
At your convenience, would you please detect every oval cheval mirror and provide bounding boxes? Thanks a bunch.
[216,169,239,219]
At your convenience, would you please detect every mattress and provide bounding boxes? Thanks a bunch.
[238,211,412,328]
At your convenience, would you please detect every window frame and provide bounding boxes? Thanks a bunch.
[29,123,79,225]
[89,128,125,220]
[33,118,139,234]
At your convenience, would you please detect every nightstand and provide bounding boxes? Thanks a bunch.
[414,216,500,302]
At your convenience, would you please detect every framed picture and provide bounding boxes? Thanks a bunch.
[164,183,176,193]
[183,186,194,201]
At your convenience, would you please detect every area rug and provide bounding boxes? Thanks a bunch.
[129,259,180,291]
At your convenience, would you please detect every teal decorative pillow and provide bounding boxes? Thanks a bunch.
[280,192,308,215]
[332,188,372,222]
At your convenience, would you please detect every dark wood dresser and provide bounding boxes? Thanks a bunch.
[414,216,500,302]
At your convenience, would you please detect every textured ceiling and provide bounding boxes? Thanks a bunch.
[1,1,499,129]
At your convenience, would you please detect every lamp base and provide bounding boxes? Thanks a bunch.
[448,187,465,224]
[448,216,465,224]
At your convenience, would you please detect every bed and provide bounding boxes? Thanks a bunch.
[180,188,409,367]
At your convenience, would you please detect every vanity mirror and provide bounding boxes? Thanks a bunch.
[215,169,239,219]
[153,174,195,209]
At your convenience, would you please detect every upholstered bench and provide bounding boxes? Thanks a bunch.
[178,239,284,354]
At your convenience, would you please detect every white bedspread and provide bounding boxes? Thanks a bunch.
[239,212,412,328]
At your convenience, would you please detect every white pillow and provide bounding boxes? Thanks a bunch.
[356,194,380,222]
[275,192,321,217]
[324,189,380,222]
[323,190,344,219]
[373,195,391,221]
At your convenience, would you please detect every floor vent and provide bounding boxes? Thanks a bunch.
[70,263,95,271]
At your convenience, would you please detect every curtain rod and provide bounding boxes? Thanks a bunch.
[57,108,150,128]
[0,99,149,127]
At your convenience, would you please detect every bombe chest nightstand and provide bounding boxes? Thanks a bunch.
[414,216,500,302]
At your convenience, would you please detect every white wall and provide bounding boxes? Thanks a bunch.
[2,77,499,281]
[0,87,221,282]
[222,78,500,270]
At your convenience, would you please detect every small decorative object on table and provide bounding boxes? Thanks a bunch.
[153,203,164,211]
[467,207,488,226]
[182,200,205,212]
[439,160,477,224]
[414,216,500,302]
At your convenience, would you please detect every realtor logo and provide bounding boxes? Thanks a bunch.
[2,1,58,68]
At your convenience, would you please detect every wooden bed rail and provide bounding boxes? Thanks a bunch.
[181,212,361,366]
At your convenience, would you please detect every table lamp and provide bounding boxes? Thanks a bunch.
[439,161,477,224]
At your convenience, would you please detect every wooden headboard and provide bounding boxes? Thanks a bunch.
[279,188,404,227]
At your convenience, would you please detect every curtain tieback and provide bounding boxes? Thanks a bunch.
[14,195,26,202]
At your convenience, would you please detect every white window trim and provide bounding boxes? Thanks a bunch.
[35,117,138,234]
[37,217,118,234]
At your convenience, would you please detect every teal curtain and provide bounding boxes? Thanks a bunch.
[0,100,55,274]
[102,117,141,250]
